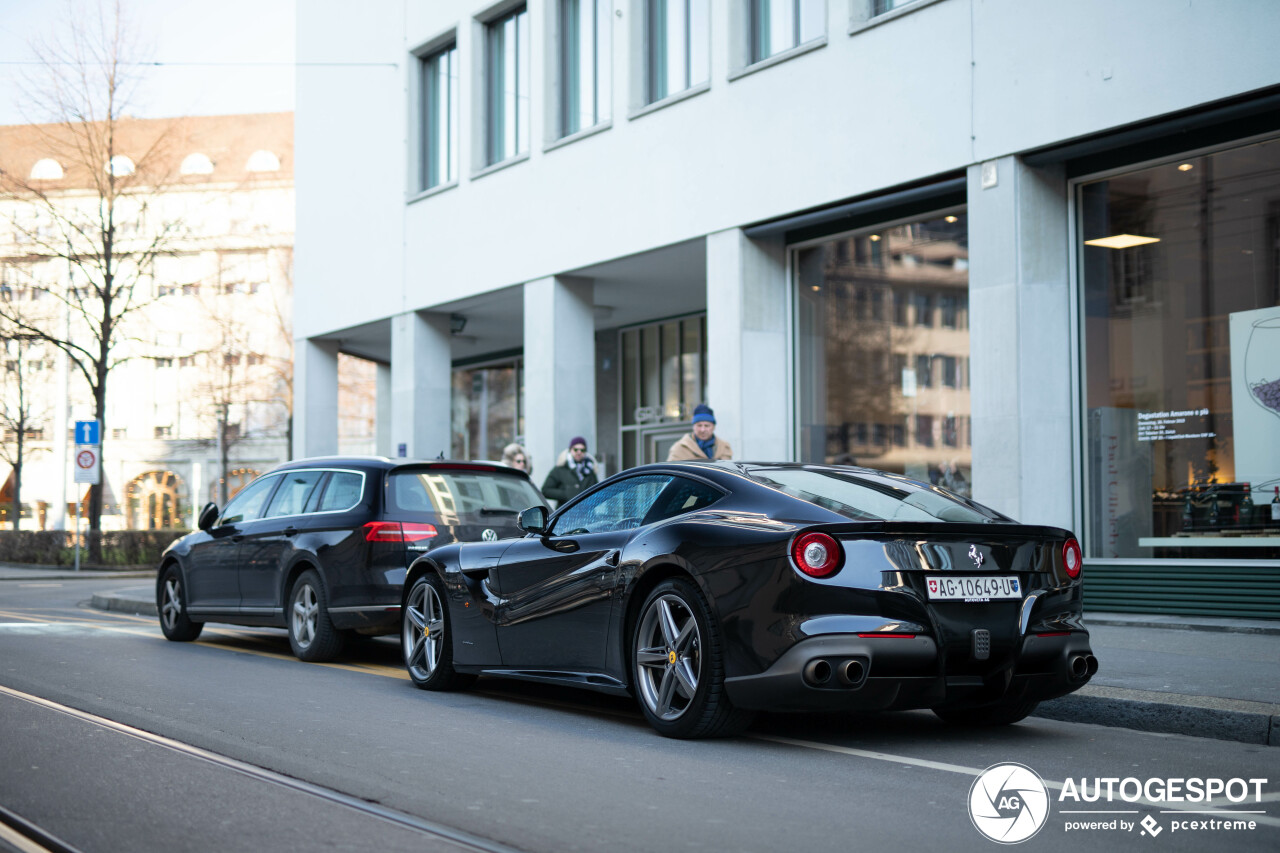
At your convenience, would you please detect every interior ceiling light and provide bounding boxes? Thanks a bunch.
[869,234,881,242]
[1177,163,1194,172]
[945,215,958,223]
[1084,234,1161,249]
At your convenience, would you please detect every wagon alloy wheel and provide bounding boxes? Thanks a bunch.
[287,569,343,662]
[632,578,754,739]
[157,565,202,642]
[402,573,471,690]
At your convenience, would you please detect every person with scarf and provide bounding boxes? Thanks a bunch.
[667,404,733,461]
[541,436,599,507]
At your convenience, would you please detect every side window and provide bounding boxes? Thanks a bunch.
[553,475,672,535]
[645,477,723,524]
[264,471,325,518]
[316,471,365,512]
[219,474,279,525]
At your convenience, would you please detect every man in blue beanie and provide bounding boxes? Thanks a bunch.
[667,404,733,461]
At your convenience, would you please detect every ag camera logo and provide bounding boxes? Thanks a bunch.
[969,763,1051,844]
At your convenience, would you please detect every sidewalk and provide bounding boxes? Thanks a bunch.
[3,562,1276,746]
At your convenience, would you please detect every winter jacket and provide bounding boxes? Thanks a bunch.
[667,432,733,462]
[541,455,600,506]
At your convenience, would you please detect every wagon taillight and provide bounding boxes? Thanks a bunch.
[791,532,843,578]
[364,521,439,543]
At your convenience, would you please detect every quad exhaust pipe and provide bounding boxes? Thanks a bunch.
[803,657,868,689]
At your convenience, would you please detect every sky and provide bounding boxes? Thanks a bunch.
[0,0,295,126]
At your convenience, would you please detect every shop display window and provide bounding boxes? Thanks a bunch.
[1080,136,1280,559]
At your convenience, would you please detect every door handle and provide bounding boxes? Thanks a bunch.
[284,526,298,537]
[232,535,244,543]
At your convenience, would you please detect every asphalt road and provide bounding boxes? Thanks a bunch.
[1,577,1277,853]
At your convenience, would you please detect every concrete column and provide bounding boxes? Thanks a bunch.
[375,361,392,457]
[391,311,452,459]
[706,228,790,461]
[293,337,339,458]
[524,276,595,486]
[967,156,1073,528]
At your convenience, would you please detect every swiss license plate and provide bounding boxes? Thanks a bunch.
[926,575,1021,601]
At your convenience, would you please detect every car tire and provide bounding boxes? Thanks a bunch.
[157,564,203,642]
[288,569,344,662]
[933,696,1039,726]
[402,573,473,690]
[632,577,754,739]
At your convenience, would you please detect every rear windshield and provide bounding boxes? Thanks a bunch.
[746,467,1007,524]
[387,469,544,517]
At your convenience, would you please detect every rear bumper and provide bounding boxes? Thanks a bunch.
[723,632,1095,713]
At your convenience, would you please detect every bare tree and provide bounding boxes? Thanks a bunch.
[185,247,293,506]
[0,322,52,529]
[0,0,188,559]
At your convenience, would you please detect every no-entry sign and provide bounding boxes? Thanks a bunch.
[74,445,100,484]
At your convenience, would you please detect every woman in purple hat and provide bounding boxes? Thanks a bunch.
[541,435,599,507]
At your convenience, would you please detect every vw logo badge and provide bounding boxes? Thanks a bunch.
[482,528,498,542]
[968,543,985,568]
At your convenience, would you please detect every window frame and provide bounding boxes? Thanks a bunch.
[482,3,531,168]
[415,35,460,194]
[556,0,612,140]
[642,0,710,107]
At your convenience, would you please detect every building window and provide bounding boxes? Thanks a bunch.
[1079,136,1280,562]
[419,40,459,190]
[485,6,530,166]
[796,212,970,491]
[154,426,172,438]
[620,314,708,469]
[645,0,709,104]
[748,0,823,64]
[451,358,524,462]
[558,0,611,137]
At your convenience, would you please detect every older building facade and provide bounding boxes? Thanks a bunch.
[295,1,1280,616]
[0,112,294,530]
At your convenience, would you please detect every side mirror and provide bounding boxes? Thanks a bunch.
[517,505,548,535]
[197,502,219,532]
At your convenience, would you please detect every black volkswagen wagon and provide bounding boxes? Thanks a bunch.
[156,456,543,661]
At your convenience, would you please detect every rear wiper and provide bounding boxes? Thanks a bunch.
[479,507,518,515]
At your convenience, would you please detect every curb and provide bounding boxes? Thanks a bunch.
[1034,687,1280,747]
[91,591,157,617]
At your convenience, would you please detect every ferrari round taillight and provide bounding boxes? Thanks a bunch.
[1062,538,1082,579]
[791,532,843,578]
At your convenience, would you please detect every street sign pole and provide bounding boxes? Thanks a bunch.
[72,420,101,571]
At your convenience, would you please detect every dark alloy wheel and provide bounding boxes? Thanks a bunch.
[288,569,344,662]
[933,695,1040,726]
[632,577,753,739]
[157,564,203,642]
[403,573,473,690]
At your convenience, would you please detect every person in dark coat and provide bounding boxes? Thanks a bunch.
[541,436,599,507]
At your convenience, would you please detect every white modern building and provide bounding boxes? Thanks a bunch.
[295,0,1280,617]
[0,113,295,530]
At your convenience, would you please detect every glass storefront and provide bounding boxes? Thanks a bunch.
[794,211,972,495]
[619,315,707,469]
[451,358,523,462]
[1080,136,1280,560]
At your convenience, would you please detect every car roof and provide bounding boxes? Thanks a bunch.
[271,455,532,480]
